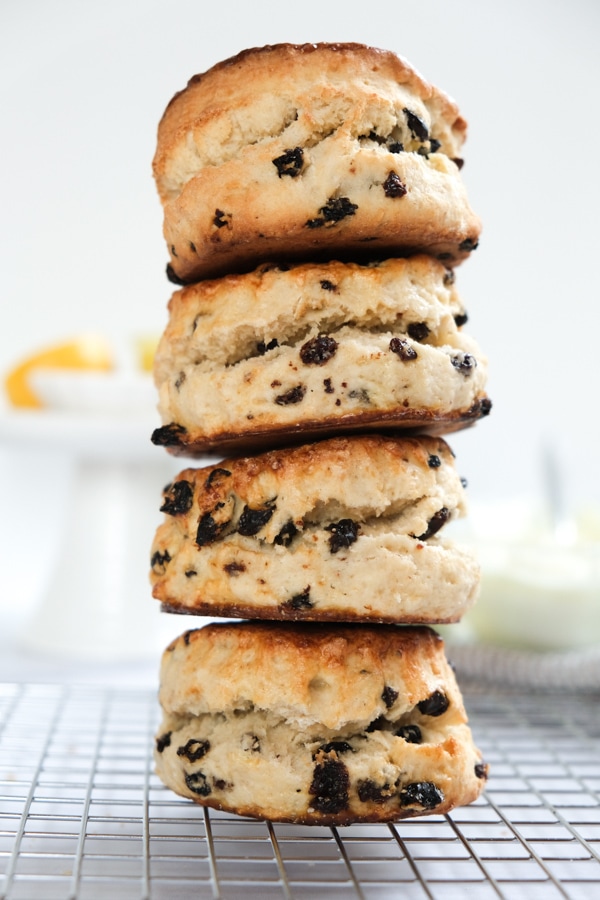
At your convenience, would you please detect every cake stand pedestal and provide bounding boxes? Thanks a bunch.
[0,409,185,661]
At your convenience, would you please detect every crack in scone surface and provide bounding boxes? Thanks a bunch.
[160,88,457,201]
[155,450,465,552]
[154,258,469,377]
[148,436,478,621]
[181,319,467,374]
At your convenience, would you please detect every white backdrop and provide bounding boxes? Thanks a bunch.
[1,0,599,641]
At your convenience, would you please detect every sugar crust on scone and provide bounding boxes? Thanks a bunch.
[150,434,480,623]
[154,622,488,824]
[153,43,481,281]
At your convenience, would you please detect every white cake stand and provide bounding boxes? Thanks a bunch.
[0,406,187,661]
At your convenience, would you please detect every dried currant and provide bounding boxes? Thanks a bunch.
[395,725,422,744]
[357,779,393,803]
[407,322,430,342]
[237,504,275,536]
[382,686,399,709]
[151,550,171,574]
[320,279,337,291]
[213,779,232,792]
[389,337,418,361]
[326,519,360,554]
[306,196,358,228]
[300,334,338,365]
[274,520,299,547]
[309,758,350,814]
[283,586,313,611]
[196,510,229,547]
[383,172,407,198]
[166,263,187,286]
[319,196,358,222]
[399,781,443,809]
[177,739,210,762]
[323,378,335,394]
[415,508,450,541]
[213,209,231,228]
[155,732,172,753]
[184,771,211,797]
[160,480,194,516]
[454,312,469,327]
[316,742,354,757]
[417,690,450,717]
[204,467,232,489]
[365,716,386,733]
[475,762,489,780]
[224,561,246,575]
[257,338,279,355]
[388,141,404,153]
[151,423,187,446]
[275,384,306,405]
[427,455,441,469]
[451,353,477,375]
[272,147,304,177]
[479,398,492,417]
[459,237,479,252]
[403,108,429,142]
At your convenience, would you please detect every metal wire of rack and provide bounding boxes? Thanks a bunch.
[0,681,599,900]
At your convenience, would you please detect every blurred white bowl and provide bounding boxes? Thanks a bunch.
[467,534,600,652]
[30,368,156,416]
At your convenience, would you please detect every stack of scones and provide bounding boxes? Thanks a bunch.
[148,43,491,825]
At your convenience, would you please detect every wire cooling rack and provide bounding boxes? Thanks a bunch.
[0,681,599,900]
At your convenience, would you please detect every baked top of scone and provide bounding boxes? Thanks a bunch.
[159,621,464,729]
[154,42,468,201]
[151,256,490,456]
[150,432,480,623]
[152,432,466,562]
[154,621,489,823]
[152,43,481,281]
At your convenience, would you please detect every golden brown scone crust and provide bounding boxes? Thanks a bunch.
[150,433,479,623]
[154,621,488,823]
[159,622,460,726]
[153,43,481,282]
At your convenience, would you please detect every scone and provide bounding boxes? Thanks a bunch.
[150,433,480,623]
[153,43,481,282]
[151,256,490,456]
[154,621,488,824]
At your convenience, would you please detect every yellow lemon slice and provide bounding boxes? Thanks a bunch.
[135,334,160,373]
[5,335,113,408]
